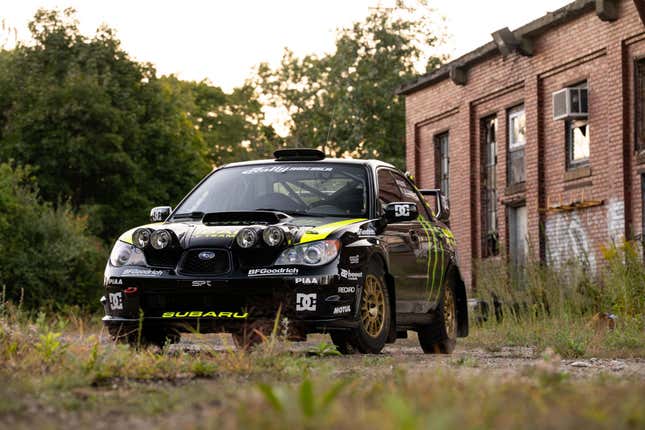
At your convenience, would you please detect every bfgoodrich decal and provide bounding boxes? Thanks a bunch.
[123,268,164,277]
[248,267,299,277]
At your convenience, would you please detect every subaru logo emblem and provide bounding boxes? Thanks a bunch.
[198,251,216,261]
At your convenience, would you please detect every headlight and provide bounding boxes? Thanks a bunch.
[150,229,173,250]
[263,226,286,247]
[236,227,258,248]
[274,240,340,266]
[109,241,147,267]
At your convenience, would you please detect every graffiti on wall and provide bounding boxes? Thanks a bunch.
[544,198,625,271]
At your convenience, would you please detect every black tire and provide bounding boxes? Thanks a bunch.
[417,282,457,354]
[108,325,180,349]
[332,260,391,354]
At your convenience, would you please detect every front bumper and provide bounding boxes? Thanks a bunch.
[101,267,361,334]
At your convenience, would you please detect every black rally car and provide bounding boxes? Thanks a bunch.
[102,149,468,353]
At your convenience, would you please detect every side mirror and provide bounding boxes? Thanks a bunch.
[383,202,419,223]
[150,206,172,222]
[419,189,450,223]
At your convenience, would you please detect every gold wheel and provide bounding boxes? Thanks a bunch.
[443,286,457,338]
[360,274,386,338]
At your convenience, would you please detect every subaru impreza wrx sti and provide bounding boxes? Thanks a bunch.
[102,149,468,353]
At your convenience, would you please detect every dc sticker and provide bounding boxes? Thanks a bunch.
[296,293,317,311]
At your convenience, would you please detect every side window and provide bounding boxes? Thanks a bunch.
[390,172,430,219]
[377,170,401,206]
[565,82,590,169]
[507,105,526,184]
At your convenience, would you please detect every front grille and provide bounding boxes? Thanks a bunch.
[179,249,230,275]
[144,248,181,268]
[235,248,282,270]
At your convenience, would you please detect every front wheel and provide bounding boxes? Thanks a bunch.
[417,283,457,354]
[331,260,391,354]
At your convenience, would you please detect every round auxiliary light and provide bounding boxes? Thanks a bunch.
[150,229,173,250]
[132,228,152,249]
[262,226,285,247]
[236,228,258,248]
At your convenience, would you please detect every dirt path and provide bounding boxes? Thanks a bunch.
[172,333,645,380]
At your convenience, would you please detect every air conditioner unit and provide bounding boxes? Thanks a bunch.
[552,87,588,121]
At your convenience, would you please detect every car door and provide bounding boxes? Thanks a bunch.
[377,169,429,313]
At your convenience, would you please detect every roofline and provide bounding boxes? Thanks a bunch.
[396,0,597,96]
[220,157,395,170]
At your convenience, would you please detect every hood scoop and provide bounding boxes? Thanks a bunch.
[202,211,288,226]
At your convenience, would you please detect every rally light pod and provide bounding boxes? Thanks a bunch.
[263,226,285,247]
[132,228,152,249]
[236,227,258,248]
[150,229,174,250]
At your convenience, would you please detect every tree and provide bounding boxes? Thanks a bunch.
[0,9,210,240]
[255,0,445,168]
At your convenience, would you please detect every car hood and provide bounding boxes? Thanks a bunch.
[117,216,367,249]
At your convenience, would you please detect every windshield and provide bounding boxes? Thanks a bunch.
[173,163,369,218]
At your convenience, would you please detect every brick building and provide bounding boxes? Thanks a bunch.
[398,0,645,290]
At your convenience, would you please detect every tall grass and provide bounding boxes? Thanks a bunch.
[471,241,645,358]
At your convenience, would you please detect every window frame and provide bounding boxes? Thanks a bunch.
[434,132,450,199]
[507,105,526,185]
[635,59,645,153]
[482,116,499,257]
[565,81,590,170]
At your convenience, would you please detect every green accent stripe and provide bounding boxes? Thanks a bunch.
[298,218,367,244]
[417,216,433,295]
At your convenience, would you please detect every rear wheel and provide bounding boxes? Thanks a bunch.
[417,283,457,354]
[331,260,391,354]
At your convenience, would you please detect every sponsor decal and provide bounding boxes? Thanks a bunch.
[122,268,164,277]
[333,305,351,315]
[161,311,248,318]
[107,278,123,286]
[338,286,356,294]
[198,251,217,260]
[340,269,362,280]
[394,204,411,217]
[241,166,333,175]
[294,276,331,285]
[192,230,237,239]
[192,280,212,287]
[349,255,360,265]
[248,267,299,277]
[358,228,376,236]
[108,292,123,311]
[296,293,317,311]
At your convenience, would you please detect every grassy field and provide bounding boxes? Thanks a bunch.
[0,307,643,430]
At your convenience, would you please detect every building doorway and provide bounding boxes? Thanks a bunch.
[509,205,528,285]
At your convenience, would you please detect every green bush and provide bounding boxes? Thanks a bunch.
[0,163,105,309]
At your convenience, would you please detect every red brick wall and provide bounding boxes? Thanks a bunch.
[404,0,645,291]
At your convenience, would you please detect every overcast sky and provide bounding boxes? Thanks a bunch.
[2,0,572,92]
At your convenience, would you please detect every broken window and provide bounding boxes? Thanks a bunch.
[507,105,525,184]
[434,132,450,199]
[636,59,645,152]
[482,116,499,257]
[566,82,590,169]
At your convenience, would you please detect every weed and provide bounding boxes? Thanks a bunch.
[307,341,341,357]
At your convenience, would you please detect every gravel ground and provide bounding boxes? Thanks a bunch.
[170,333,645,380]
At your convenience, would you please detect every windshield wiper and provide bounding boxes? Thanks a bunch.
[172,211,204,220]
[255,208,318,217]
